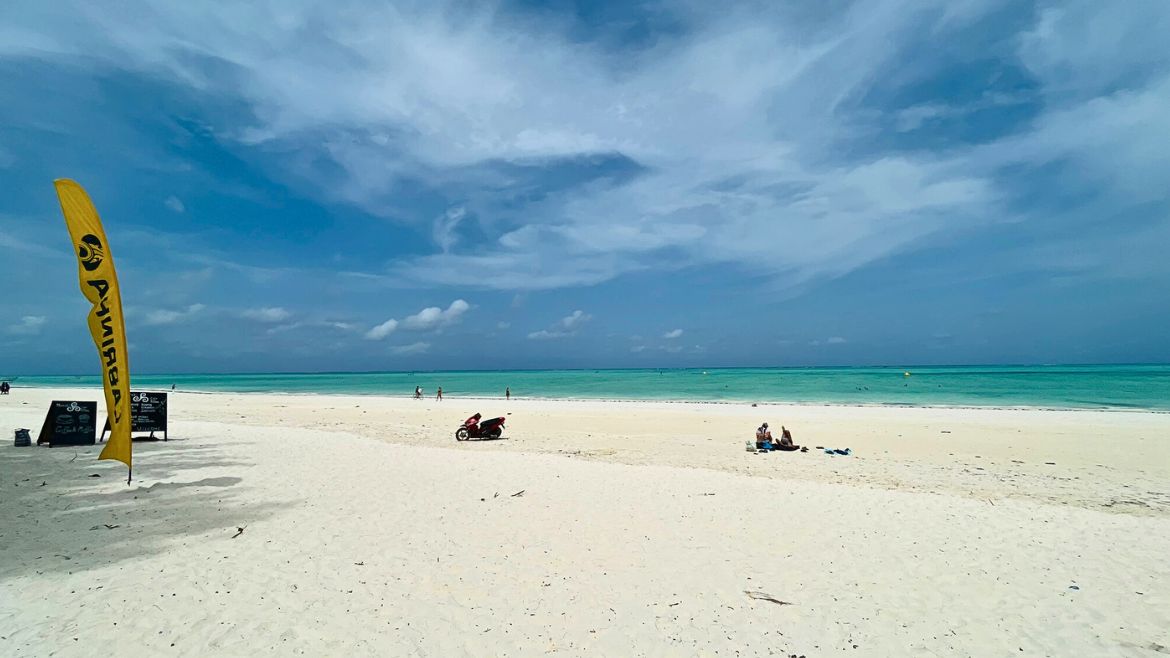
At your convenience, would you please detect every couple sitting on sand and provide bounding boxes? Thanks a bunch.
[755,422,803,452]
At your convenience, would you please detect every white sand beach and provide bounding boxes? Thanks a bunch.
[3,388,1170,656]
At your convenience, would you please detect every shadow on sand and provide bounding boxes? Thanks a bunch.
[0,438,292,582]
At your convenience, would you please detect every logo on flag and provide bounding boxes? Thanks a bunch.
[78,234,105,271]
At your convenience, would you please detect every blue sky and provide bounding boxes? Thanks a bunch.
[1,0,1168,374]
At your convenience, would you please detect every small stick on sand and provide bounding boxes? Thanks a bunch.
[745,591,793,605]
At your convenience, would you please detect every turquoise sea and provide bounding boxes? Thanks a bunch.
[6,365,1170,411]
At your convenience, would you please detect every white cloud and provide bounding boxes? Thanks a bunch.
[401,299,470,331]
[560,310,590,331]
[364,318,399,340]
[826,336,847,345]
[391,341,430,355]
[0,2,1004,293]
[663,329,683,339]
[241,307,291,322]
[9,315,46,335]
[528,310,591,340]
[144,303,205,326]
[496,321,511,330]
[5,0,1168,292]
[630,345,647,353]
[164,195,185,213]
[365,299,469,341]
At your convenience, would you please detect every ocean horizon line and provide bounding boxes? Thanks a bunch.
[6,361,1169,379]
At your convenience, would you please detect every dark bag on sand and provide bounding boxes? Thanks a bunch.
[14,429,31,447]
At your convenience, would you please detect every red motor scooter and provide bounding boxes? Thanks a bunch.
[456,413,506,441]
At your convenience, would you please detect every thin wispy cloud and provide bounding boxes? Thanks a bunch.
[0,228,64,259]
[267,320,357,336]
[241,307,292,323]
[9,315,46,335]
[432,207,466,254]
[144,303,205,326]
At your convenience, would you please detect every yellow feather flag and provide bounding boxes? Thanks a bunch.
[54,179,133,480]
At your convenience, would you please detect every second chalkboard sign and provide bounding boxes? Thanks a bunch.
[101,391,169,441]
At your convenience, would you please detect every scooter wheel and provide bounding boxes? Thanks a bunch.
[455,428,469,441]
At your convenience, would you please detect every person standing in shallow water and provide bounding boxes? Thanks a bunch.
[436,387,443,401]
[505,387,511,400]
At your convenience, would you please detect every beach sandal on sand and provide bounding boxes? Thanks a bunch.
[833,448,851,456]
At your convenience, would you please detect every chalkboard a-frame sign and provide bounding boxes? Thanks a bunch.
[37,400,98,447]
[101,391,168,441]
